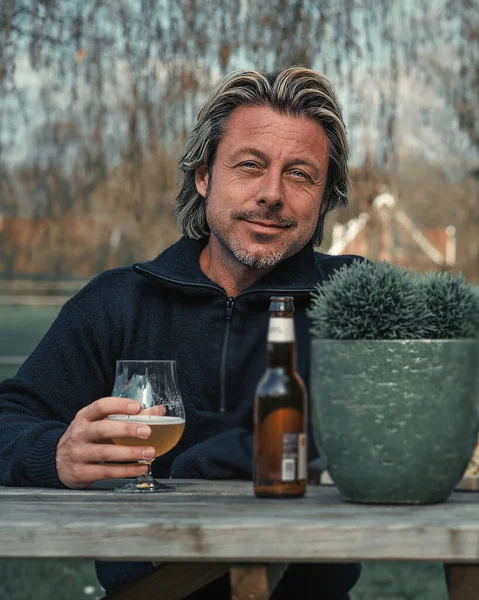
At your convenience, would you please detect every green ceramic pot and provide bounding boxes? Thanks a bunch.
[310,339,479,504]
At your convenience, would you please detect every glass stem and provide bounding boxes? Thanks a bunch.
[138,460,154,484]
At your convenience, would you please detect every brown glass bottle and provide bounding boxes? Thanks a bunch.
[254,296,307,498]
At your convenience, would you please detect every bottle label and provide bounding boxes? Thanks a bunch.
[281,432,307,482]
[268,317,295,343]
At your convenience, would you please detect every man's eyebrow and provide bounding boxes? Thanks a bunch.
[230,147,269,163]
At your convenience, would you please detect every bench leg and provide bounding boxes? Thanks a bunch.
[230,564,289,600]
[445,564,479,600]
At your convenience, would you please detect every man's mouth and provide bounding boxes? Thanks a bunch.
[232,210,297,230]
[241,220,291,235]
[245,220,288,229]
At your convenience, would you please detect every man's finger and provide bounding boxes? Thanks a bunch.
[85,418,152,443]
[81,442,156,464]
[142,405,166,416]
[80,397,141,422]
[80,463,150,486]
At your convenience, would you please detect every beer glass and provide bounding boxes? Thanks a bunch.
[107,360,185,493]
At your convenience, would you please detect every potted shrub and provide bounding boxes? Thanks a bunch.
[308,261,479,504]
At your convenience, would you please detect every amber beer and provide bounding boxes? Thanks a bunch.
[108,415,185,457]
[254,296,307,498]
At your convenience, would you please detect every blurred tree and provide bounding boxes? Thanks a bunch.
[0,0,477,278]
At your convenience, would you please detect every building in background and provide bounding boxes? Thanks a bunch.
[328,190,456,272]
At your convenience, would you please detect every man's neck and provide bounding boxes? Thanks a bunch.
[199,237,272,298]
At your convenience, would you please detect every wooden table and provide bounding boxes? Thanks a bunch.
[0,480,478,599]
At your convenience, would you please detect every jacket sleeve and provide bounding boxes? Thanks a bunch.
[170,427,253,479]
[0,298,113,488]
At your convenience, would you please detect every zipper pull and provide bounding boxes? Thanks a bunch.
[226,297,234,320]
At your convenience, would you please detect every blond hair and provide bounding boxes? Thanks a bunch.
[175,67,349,246]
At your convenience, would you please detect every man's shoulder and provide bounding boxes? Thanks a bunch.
[313,251,366,274]
[68,265,149,310]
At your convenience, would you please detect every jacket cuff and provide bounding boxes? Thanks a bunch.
[23,427,68,488]
[170,429,253,480]
[170,444,206,479]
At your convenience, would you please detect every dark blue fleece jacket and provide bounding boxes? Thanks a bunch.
[0,236,362,595]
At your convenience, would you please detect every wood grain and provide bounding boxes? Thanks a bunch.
[1,481,479,562]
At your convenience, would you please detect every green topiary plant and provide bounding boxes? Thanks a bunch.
[418,271,479,339]
[309,260,479,340]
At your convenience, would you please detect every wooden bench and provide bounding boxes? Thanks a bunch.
[0,480,478,599]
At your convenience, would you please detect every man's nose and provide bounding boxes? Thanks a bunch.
[255,169,284,209]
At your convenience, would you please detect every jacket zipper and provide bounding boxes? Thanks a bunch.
[219,297,235,413]
[133,264,314,412]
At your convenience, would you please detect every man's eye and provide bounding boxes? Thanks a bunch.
[290,170,311,180]
[241,161,259,169]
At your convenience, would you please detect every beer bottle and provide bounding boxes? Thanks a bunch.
[254,296,307,498]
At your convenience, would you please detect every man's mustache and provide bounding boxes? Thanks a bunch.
[231,210,297,228]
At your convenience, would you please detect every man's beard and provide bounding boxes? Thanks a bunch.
[226,240,288,269]
[207,206,299,269]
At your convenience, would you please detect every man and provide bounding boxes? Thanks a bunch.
[0,67,361,598]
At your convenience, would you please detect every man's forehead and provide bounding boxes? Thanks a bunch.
[223,104,320,131]
[220,105,329,158]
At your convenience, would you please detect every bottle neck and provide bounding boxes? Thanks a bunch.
[266,342,296,370]
[266,315,296,370]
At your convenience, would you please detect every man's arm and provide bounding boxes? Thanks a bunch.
[0,299,104,487]
[0,299,158,488]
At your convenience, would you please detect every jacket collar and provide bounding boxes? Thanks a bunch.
[134,236,325,294]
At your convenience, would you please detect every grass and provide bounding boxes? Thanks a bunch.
[0,306,450,599]
[0,560,102,600]
[0,305,60,380]
[0,305,61,357]
[351,562,448,600]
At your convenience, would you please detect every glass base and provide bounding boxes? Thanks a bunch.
[114,480,175,493]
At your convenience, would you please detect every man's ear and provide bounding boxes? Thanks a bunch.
[195,164,209,198]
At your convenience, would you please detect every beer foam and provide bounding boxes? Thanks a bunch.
[107,415,185,424]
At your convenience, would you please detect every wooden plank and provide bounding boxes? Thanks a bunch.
[230,564,289,600]
[445,564,479,600]
[1,482,479,562]
[107,562,229,600]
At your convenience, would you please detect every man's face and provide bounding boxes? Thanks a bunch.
[195,105,329,269]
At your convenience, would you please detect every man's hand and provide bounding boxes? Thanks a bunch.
[56,397,164,489]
